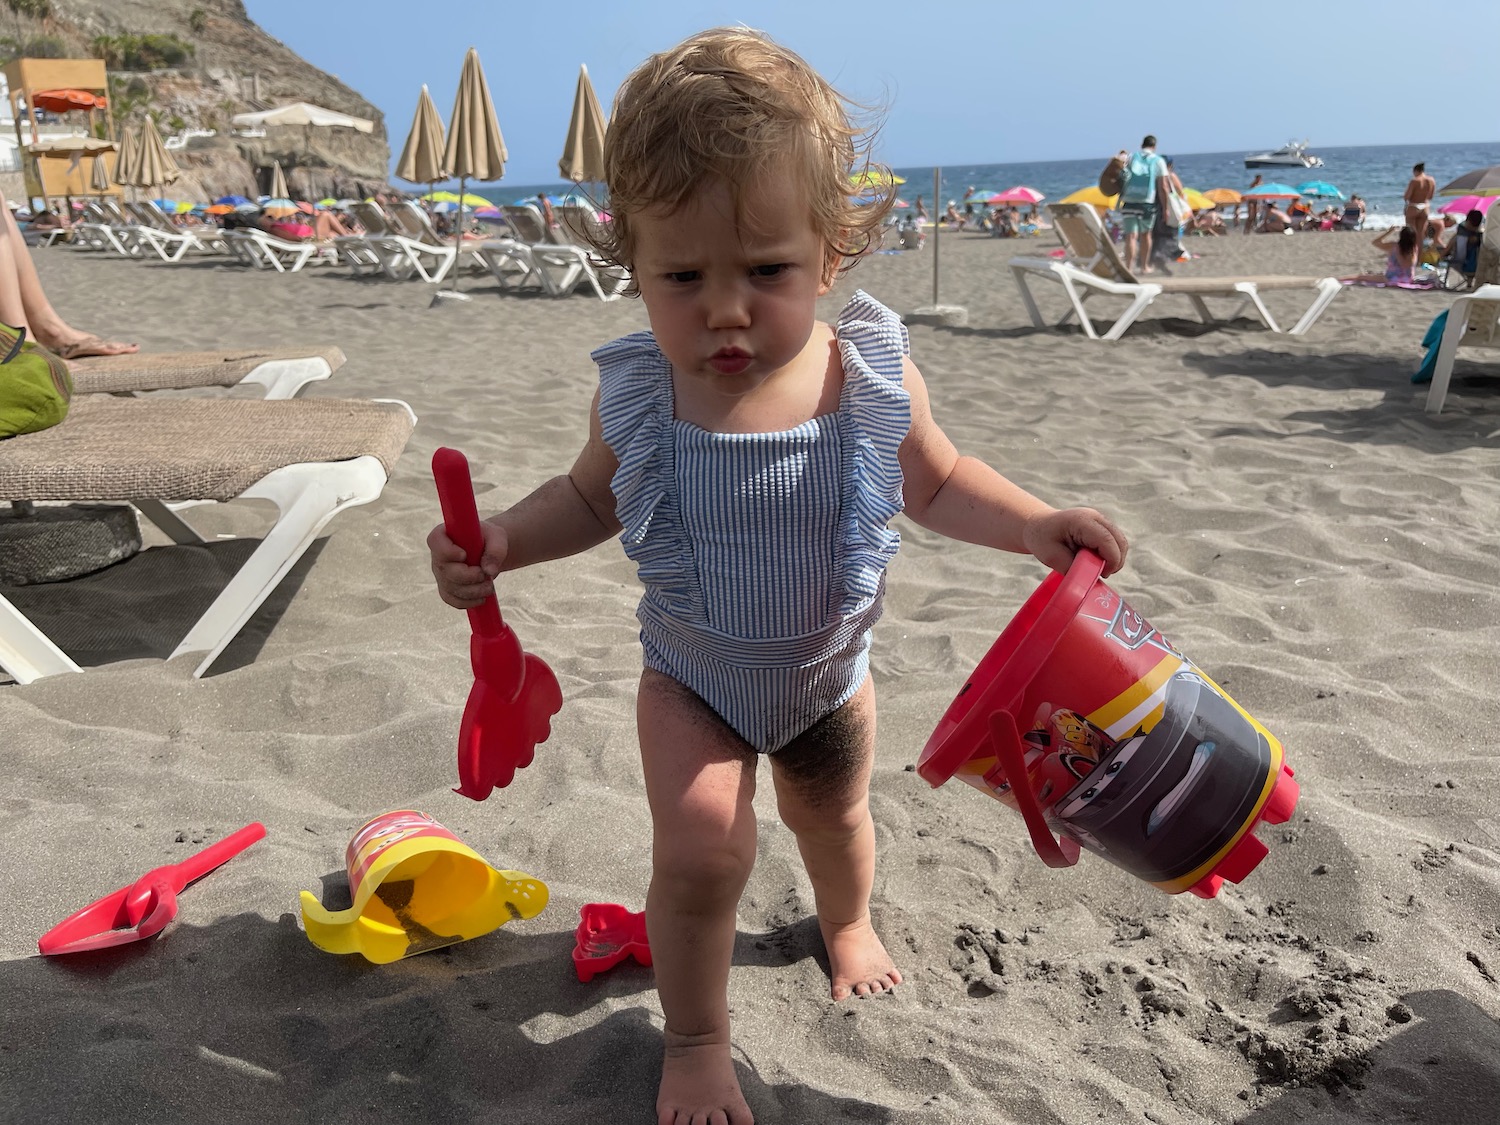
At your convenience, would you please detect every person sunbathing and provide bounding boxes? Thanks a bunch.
[1340,226,1423,285]
[0,188,136,358]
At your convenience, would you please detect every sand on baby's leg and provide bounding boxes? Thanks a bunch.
[770,677,903,1001]
[637,669,760,1125]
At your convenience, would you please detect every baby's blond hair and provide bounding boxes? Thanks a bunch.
[592,27,894,287]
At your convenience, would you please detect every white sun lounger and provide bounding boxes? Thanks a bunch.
[1009,202,1342,340]
[0,395,415,681]
[1425,282,1500,414]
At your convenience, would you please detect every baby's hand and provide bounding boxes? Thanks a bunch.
[1022,508,1129,577]
[428,518,510,609]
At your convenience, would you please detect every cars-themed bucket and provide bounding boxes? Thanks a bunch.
[917,551,1298,897]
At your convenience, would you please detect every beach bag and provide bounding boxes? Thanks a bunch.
[1098,152,1127,197]
[0,323,72,439]
[1163,187,1192,228]
[1119,151,1160,204]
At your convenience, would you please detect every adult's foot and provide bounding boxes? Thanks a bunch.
[658,1031,753,1125]
[49,333,139,359]
[821,914,902,1000]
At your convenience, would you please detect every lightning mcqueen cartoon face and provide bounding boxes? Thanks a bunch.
[1047,672,1273,883]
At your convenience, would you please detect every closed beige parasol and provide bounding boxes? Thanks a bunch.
[439,47,507,293]
[558,64,606,187]
[396,85,446,191]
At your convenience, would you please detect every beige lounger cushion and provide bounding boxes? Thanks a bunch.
[0,396,412,503]
[1155,276,1329,294]
[68,347,347,395]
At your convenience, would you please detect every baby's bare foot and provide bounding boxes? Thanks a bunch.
[658,1029,753,1125]
[821,914,902,1000]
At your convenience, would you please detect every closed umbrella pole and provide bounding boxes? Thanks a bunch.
[90,150,111,197]
[440,47,508,295]
[559,63,607,199]
[396,85,447,203]
[113,126,138,201]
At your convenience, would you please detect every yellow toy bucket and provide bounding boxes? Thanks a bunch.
[299,810,547,963]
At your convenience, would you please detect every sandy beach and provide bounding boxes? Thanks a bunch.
[3,227,1498,1124]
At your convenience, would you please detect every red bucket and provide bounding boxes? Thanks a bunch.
[917,551,1298,897]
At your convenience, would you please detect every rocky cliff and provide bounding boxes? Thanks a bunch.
[13,0,391,200]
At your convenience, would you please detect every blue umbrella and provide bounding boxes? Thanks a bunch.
[214,194,250,206]
[1241,182,1301,199]
[1296,180,1344,199]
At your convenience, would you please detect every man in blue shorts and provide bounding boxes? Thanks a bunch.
[1117,135,1165,274]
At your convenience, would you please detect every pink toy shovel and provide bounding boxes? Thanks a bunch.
[39,823,267,955]
[432,447,563,801]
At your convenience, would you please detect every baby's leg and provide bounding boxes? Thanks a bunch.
[637,669,758,1125]
[770,676,902,1001]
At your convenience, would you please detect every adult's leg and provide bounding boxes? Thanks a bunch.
[769,676,902,1001]
[638,668,759,1125]
[0,190,136,356]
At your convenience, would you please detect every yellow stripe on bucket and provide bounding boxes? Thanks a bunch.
[1087,654,1184,738]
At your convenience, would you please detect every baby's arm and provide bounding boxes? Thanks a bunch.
[429,391,622,609]
[896,358,1128,576]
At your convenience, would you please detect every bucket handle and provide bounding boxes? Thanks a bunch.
[986,710,1080,869]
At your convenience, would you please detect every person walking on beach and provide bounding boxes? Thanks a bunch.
[1242,173,1263,234]
[1404,163,1436,242]
[1117,135,1166,273]
[427,27,1129,1125]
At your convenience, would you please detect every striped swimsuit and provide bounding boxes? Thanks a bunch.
[595,291,912,753]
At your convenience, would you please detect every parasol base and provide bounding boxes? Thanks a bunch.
[430,289,474,306]
[905,304,968,328]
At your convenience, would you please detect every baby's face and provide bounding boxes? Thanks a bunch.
[631,169,830,403]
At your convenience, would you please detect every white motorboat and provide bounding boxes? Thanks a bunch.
[1244,141,1324,169]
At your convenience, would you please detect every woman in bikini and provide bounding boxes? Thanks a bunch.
[1340,225,1421,285]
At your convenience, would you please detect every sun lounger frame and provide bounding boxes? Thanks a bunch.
[1009,203,1341,340]
[0,396,415,682]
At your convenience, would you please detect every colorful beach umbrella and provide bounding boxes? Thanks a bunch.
[1059,185,1117,209]
[1181,188,1217,211]
[422,190,490,207]
[850,169,904,188]
[1296,180,1343,199]
[1241,182,1300,200]
[559,63,607,186]
[1438,165,1500,197]
[214,194,250,206]
[987,186,1045,205]
[261,197,298,217]
[1203,188,1241,204]
[1437,195,1498,217]
[396,85,447,192]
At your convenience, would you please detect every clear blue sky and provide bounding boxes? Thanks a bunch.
[244,0,1497,186]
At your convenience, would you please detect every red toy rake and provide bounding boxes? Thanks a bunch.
[432,447,563,800]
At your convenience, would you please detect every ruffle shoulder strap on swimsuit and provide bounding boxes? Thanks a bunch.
[593,331,673,547]
[833,291,913,614]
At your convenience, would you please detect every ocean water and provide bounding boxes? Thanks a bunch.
[478,140,1500,228]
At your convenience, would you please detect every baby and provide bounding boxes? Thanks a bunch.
[429,27,1128,1125]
